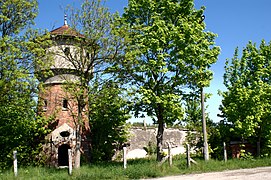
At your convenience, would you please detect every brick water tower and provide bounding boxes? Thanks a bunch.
[38,16,90,167]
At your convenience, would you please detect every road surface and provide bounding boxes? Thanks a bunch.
[144,166,271,180]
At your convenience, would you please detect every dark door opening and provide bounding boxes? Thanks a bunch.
[58,144,70,166]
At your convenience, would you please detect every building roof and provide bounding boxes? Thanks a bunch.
[50,15,84,38]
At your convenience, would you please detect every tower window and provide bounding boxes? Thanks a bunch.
[42,100,47,111]
[64,47,70,56]
[60,131,70,137]
[63,99,68,110]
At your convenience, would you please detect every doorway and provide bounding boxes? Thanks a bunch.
[58,144,70,166]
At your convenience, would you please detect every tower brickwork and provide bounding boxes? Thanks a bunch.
[38,17,90,167]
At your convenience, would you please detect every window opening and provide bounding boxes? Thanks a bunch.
[43,100,47,111]
[64,47,70,56]
[60,131,70,137]
[63,99,68,109]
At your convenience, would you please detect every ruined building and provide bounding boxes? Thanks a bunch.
[37,16,90,167]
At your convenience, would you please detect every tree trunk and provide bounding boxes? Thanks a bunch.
[201,87,209,160]
[74,124,81,168]
[156,121,164,161]
[156,104,164,162]
[74,95,84,168]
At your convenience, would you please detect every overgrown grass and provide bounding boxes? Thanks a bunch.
[1,155,271,179]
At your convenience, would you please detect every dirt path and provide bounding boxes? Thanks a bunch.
[144,166,271,180]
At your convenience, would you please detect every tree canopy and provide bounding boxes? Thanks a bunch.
[220,40,271,155]
[0,0,51,168]
[117,0,220,161]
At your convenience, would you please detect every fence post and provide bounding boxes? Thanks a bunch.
[223,142,227,162]
[123,147,127,169]
[13,151,17,177]
[68,149,72,175]
[143,119,147,130]
[186,144,190,168]
[166,142,172,167]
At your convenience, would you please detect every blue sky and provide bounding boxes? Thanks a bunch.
[35,0,271,123]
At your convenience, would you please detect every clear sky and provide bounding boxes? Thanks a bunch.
[35,0,271,123]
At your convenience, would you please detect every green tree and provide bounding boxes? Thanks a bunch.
[183,92,203,129]
[220,40,271,155]
[117,0,219,161]
[89,81,130,162]
[0,0,51,168]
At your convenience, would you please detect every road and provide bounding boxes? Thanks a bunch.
[144,166,271,180]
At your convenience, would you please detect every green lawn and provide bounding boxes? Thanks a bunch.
[1,156,271,179]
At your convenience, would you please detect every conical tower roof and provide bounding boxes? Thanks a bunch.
[50,15,84,38]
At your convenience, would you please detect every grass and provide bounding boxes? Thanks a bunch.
[1,155,271,179]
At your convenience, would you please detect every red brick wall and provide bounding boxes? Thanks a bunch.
[38,84,89,131]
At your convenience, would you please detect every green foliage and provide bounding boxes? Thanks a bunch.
[0,0,38,37]
[0,0,52,169]
[240,150,254,160]
[116,0,219,160]
[183,94,202,154]
[89,81,131,162]
[143,141,157,155]
[220,40,271,155]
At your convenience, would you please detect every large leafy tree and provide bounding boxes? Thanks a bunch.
[0,0,51,168]
[220,40,271,155]
[117,0,220,161]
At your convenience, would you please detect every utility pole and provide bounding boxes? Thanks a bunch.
[201,87,209,160]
